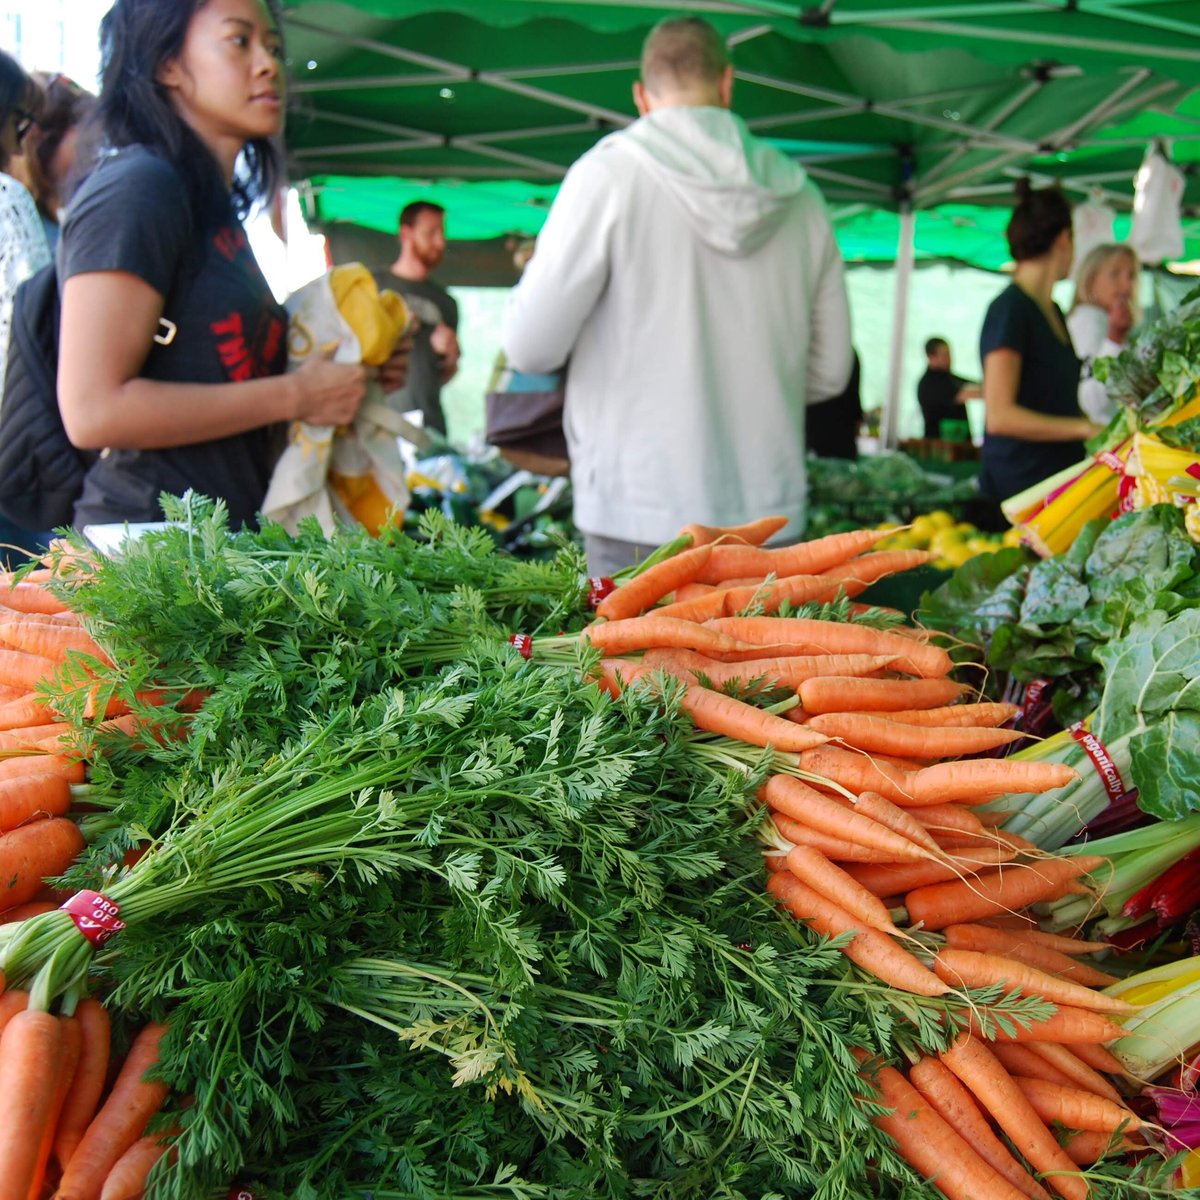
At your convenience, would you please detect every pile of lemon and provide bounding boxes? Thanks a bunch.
[876,509,1024,570]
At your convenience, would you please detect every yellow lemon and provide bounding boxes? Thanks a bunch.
[927,510,955,529]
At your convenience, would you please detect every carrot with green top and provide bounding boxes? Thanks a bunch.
[818,549,935,596]
[55,1022,171,1200]
[0,582,70,615]
[0,722,75,752]
[679,515,788,547]
[782,845,898,933]
[693,528,888,585]
[978,1004,1128,1046]
[798,674,968,715]
[941,925,1119,987]
[595,544,714,621]
[908,760,1079,806]
[871,702,1020,727]
[1022,1042,1124,1104]
[939,1034,1089,1200]
[908,1055,1050,1200]
[675,685,827,751]
[0,650,58,694]
[797,745,915,805]
[807,712,1024,758]
[582,615,754,658]
[904,856,1107,931]
[843,847,1021,897]
[0,818,85,910]
[1011,1076,1141,1135]
[0,695,55,732]
[0,755,85,784]
[932,948,1137,1015]
[643,648,899,690]
[0,772,72,831]
[54,999,111,1173]
[990,1042,1078,1090]
[99,1132,174,1200]
[770,813,914,864]
[0,1008,65,1200]
[768,870,949,996]
[0,620,108,666]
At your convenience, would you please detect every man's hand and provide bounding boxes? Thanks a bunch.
[431,323,461,383]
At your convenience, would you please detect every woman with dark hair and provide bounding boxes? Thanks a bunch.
[57,0,386,531]
[1,49,51,391]
[23,72,96,248]
[975,181,1102,525]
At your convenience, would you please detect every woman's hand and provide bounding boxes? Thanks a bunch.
[377,333,414,393]
[291,346,368,426]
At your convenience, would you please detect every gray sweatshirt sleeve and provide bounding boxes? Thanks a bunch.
[803,194,853,404]
[501,155,616,374]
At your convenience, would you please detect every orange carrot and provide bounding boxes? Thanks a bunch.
[782,847,897,933]
[767,870,949,996]
[939,1033,1089,1200]
[1067,1041,1127,1075]
[642,648,899,691]
[55,1022,171,1200]
[1022,1042,1124,1104]
[674,685,827,751]
[798,745,916,805]
[933,948,1136,1015]
[679,515,789,548]
[1010,1076,1140,1135]
[704,617,953,678]
[941,925,1119,987]
[693,528,888,585]
[843,846,1021,897]
[0,772,72,831]
[596,544,714,621]
[0,582,69,615]
[990,1041,1078,1089]
[583,616,754,658]
[861,1059,1029,1200]
[0,621,108,666]
[980,1004,1128,1046]
[29,1013,81,1200]
[0,693,57,732]
[715,572,850,618]
[0,900,56,924]
[0,755,85,784]
[54,998,112,1174]
[807,712,1024,758]
[1061,1129,1137,1165]
[771,813,915,864]
[670,582,717,602]
[989,928,1114,958]
[909,760,1080,807]
[0,992,28,1036]
[904,857,1107,931]
[913,805,988,839]
[0,1008,65,1200]
[845,789,941,854]
[818,549,935,596]
[908,1055,1050,1200]
[0,722,74,752]
[0,650,58,694]
[799,675,968,715]
[99,1132,173,1200]
[872,702,1020,728]
[765,774,931,862]
[647,590,732,623]
[0,818,85,911]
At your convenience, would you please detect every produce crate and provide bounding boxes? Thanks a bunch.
[857,563,953,620]
[899,437,981,465]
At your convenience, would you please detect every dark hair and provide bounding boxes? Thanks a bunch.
[1006,179,1072,262]
[399,199,445,228]
[83,0,283,224]
[26,73,96,218]
[924,336,948,357]
[641,16,729,96]
[0,49,37,173]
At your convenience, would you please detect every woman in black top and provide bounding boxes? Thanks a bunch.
[976,182,1102,526]
[58,0,401,529]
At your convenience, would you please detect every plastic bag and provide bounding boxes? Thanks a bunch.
[262,265,423,535]
[1072,198,1116,273]
[1129,145,1185,264]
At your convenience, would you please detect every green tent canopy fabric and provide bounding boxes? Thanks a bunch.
[282,1,1200,269]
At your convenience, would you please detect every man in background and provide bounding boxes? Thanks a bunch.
[373,200,460,436]
[501,16,852,576]
[917,336,981,439]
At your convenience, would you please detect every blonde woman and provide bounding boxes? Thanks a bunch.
[1068,243,1140,426]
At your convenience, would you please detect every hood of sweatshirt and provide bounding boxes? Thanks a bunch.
[606,105,809,256]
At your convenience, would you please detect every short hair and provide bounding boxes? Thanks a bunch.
[400,200,445,229]
[640,16,729,97]
[925,337,948,358]
[1071,243,1141,320]
[0,49,37,173]
[1006,179,1072,262]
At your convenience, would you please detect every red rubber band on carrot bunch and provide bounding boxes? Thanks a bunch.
[508,634,533,660]
[228,1189,257,1200]
[59,890,125,947]
[587,576,615,608]
[1068,721,1126,805]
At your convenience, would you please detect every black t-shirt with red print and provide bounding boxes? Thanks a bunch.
[59,145,287,529]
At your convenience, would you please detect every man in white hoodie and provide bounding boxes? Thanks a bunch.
[501,16,853,575]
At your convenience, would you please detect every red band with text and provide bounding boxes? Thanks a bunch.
[587,576,616,608]
[228,1190,256,1200]
[1068,722,1127,804]
[60,890,125,947]
[1096,450,1125,475]
[508,633,533,660]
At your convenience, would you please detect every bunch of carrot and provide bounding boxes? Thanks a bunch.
[0,989,173,1200]
[576,517,1159,1197]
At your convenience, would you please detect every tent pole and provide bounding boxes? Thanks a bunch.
[881,204,915,451]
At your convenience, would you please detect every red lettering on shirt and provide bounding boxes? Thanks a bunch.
[214,226,249,262]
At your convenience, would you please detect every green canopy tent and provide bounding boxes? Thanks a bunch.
[280,0,1200,441]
